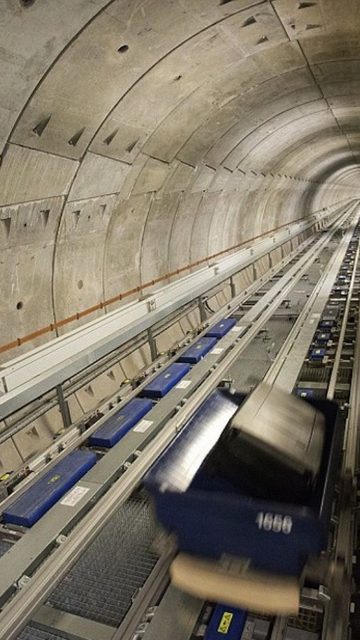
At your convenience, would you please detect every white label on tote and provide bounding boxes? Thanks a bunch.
[175,380,192,389]
[60,486,90,507]
[133,419,153,433]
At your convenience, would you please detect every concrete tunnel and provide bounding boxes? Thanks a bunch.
[1,0,360,467]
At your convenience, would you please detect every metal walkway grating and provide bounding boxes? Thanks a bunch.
[18,625,68,640]
[288,606,323,633]
[48,491,159,627]
[299,364,331,383]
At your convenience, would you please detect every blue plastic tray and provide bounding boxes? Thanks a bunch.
[177,337,218,364]
[140,363,191,399]
[145,389,342,576]
[309,348,326,361]
[206,318,237,338]
[319,319,336,329]
[295,388,317,399]
[205,605,247,640]
[315,332,331,344]
[3,450,97,527]
[89,398,153,448]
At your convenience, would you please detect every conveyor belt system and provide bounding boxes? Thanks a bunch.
[0,203,358,640]
[139,209,360,640]
[204,215,360,638]
[0,204,343,498]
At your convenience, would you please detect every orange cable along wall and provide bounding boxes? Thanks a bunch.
[0,214,317,356]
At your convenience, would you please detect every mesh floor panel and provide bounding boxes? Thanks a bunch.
[18,625,68,640]
[0,539,12,558]
[288,607,323,633]
[48,491,159,627]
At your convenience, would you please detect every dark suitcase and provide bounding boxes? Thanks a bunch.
[205,382,325,503]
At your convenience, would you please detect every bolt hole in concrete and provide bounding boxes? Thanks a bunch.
[118,44,129,53]
[16,301,23,310]
[20,0,35,6]
[78,280,83,290]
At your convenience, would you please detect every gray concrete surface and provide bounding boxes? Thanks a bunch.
[1,0,360,463]
[1,0,360,356]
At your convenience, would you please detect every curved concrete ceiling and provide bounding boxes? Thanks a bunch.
[1,0,360,358]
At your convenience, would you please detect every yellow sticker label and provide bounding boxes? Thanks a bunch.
[217,612,233,634]
[48,474,61,484]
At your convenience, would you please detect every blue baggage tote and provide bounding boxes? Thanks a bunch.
[315,332,331,344]
[145,389,341,576]
[296,388,317,399]
[319,319,335,329]
[89,397,153,448]
[309,348,326,361]
[3,450,97,527]
[177,337,218,364]
[205,605,247,640]
[140,363,191,399]
[206,318,237,338]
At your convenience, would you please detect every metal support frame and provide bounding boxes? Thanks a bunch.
[265,221,359,393]
[252,262,257,281]
[0,233,315,511]
[147,328,158,362]
[327,242,360,400]
[198,296,207,323]
[56,385,72,429]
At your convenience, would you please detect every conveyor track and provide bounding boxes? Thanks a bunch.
[0,202,358,640]
[137,207,360,640]
[0,227,316,496]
